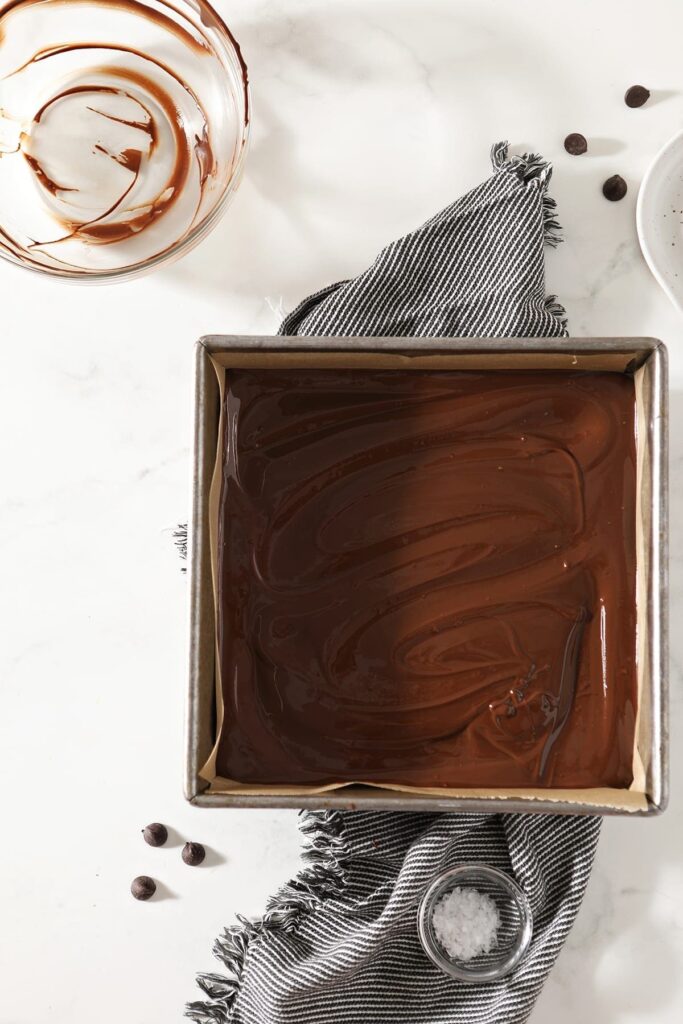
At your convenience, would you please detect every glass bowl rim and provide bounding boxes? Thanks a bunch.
[0,0,250,283]
[417,862,533,983]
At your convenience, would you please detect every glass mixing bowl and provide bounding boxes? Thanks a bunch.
[418,864,533,983]
[0,0,249,281]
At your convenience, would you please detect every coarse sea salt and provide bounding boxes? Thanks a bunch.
[431,886,501,961]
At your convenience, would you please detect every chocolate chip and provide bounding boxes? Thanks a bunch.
[564,133,587,155]
[625,85,650,108]
[182,842,206,866]
[142,823,168,847]
[131,875,156,900]
[602,175,628,201]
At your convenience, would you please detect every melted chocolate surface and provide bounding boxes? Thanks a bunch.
[215,369,637,789]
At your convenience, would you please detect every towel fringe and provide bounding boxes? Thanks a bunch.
[544,294,569,335]
[186,811,348,1023]
[491,141,563,248]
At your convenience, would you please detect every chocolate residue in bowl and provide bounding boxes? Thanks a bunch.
[18,64,208,250]
[0,0,249,277]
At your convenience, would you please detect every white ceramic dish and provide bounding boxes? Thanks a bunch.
[637,129,683,314]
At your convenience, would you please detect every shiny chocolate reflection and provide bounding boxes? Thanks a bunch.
[215,370,637,789]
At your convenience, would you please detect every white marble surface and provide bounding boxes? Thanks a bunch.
[0,0,681,1020]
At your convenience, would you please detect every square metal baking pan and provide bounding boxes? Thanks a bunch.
[185,336,668,815]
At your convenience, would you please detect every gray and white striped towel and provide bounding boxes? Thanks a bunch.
[188,143,601,1024]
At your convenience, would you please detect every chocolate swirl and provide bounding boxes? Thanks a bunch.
[215,369,637,790]
[0,0,248,276]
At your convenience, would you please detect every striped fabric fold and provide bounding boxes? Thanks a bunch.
[188,143,600,1024]
[279,141,567,339]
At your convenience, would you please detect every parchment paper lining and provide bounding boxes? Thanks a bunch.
[199,348,649,813]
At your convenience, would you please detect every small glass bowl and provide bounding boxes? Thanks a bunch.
[417,864,533,983]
